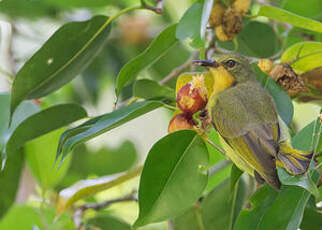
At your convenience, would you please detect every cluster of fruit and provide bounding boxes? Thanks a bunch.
[168,75,209,133]
[209,0,251,41]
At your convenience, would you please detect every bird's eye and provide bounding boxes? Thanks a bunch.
[225,59,236,68]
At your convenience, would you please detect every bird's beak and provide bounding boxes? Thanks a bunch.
[192,60,219,68]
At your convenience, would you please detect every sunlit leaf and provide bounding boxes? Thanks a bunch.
[134,130,209,227]
[10,15,111,116]
[282,0,322,19]
[281,41,322,73]
[26,128,71,189]
[116,24,178,97]
[6,103,87,154]
[57,167,142,215]
[59,141,137,188]
[257,5,322,33]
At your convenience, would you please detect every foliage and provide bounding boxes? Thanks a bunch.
[0,0,321,229]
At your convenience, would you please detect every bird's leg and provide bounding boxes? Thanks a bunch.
[199,108,211,133]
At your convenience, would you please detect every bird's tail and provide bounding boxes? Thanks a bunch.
[276,142,313,175]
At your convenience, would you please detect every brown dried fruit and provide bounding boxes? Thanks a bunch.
[209,2,226,28]
[168,113,195,133]
[270,63,309,97]
[222,6,243,36]
[258,59,273,74]
[176,75,208,114]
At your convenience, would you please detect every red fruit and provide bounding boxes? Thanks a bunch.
[168,113,195,133]
[177,82,207,114]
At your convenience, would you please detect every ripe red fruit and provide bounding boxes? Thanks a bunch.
[168,113,196,133]
[176,80,207,115]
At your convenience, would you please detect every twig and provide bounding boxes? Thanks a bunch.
[73,191,137,230]
[206,138,226,155]
[0,67,14,83]
[208,160,231,176]
[141,0,164,14]
[159,52,199,85]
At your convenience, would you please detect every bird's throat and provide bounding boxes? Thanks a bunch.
[210,66,236,94]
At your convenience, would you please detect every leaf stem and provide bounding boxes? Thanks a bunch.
[206,137,226,155]
[73,191,137,229]
[0,67,14,83]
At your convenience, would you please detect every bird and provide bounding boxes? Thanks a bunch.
[193,53,312,190]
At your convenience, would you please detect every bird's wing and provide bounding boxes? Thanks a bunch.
[211,82,281,189]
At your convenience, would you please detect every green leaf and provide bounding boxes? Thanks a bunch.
[257,171,319,230]
[173,203,205,230]
[0,149,23,219]
[291,121,315,151]
[116,24,178,97]
[230,164,244,191]
[253,64,294,125]
[176,3,204,48]
[300,208,322,230]
[0,0,55,18]
[0,205,44,230]
[6,103,87,154]
[282,0,322,19]
[56,101,163,163]
[10,15,111,116]
[59,141,137,188]
[57,167,142,215]
[201,0,214,39]
[134,130,209,227]
[87,215,131,230]
[202,178,248,230]
[26,128,71,189]
[0,94,39,163]
[133,79,176,102]
[220,21,280,58]
[257,5,322,33]
[0,205,74,230]
[281,41,322,73]
[234,184,279,230]
[277,167,319,198]
[44,0,111,7]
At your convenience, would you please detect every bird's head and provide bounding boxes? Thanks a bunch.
[193,53,256,93]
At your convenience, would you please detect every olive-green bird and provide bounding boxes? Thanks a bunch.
[194,53,312,190]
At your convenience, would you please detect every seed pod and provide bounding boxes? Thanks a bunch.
[222,6,243,36]
[176,75,208,114]
[232,0,251,15]
[168,113,195,133]
[270,63,309,97]
[209,2,226,28]
[258,59,273,74]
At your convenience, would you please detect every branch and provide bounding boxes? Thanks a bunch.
[141,0,164,14]
[73,191,137,229]
[159,52,199,85]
